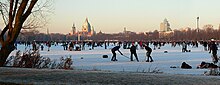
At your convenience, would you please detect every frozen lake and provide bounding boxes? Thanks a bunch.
[10,43,219,75]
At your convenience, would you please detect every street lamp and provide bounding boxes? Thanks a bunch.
[197,17,200,32]
[196,17,200,40]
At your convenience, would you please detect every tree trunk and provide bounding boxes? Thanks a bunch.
[0,43,15,66]
[0,0,38,67]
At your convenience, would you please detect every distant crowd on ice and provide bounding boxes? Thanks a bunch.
[13,40,220,52]
[11,39,219,64]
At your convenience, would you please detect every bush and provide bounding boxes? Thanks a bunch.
[5,49,73,70]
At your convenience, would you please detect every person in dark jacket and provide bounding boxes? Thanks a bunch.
[130,43,139,62]
[32,41,37,51]
[144,44,153,62]
[69,42,74,51]
[209,39,218,63]
[203,41,208,51]
[182,41,187,52]
[111,45,123,61]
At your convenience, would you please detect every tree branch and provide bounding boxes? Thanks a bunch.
[15,0,29,22]
[12,0,19,21]
[9,0,38,43]
[6,0,29,43]
[0,25,9,45]
[0,2,8,25]
[22,0,38,22]
[8,0,14,33]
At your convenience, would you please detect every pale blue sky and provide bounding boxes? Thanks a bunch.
[47,0,220,33]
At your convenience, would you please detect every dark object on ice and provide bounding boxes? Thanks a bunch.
[181,62,192,69]
[164,51,168,53]
[75,46,81,51]
[183,49,191,52]
[187,50,191,52]
[103,55,108,58]
[170,66,177,68]
[80,57,84,59]
[197,61,218,69]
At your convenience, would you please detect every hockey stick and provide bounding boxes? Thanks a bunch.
[122,55,130,59]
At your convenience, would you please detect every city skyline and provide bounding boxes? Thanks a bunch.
[2,0,220,34]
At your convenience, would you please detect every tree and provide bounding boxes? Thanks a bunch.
[0,0,40,66]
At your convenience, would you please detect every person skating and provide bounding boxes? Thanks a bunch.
[130,43,139,62]
[209,39,218,63]
[203,41,208,51]
[182,41,187,52]
[144,44,153,62]
[111,45,123,61]
[69,42,74,51]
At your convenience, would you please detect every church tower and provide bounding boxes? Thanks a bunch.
[72,23,76,35]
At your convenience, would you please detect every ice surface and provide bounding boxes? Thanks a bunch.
[9,43,219,75]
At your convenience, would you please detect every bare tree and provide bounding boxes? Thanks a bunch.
[0,0,52,66]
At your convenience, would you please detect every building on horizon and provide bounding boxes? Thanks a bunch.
[72,23,76,35]
[70,18,96,37]
[159,18,174,39]
[160,18,172,32]
[123,27,135,34]
[79,18,96,37]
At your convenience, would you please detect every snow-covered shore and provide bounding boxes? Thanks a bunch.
[1,67,220,85]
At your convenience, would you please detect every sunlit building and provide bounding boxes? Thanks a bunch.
[159,18,174,38]
[71,23,76,35]
[160,18,172,32]
[79,18,96,37]
[70,18,96,37]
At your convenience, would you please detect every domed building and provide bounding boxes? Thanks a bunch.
[79,18,96,37]
[70,18,96,38]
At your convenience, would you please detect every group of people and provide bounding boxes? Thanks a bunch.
[32,41,51,51]
[180,39,219,69]
[111,43,153,62]
[18,39,219,64]
[110,39,219,64]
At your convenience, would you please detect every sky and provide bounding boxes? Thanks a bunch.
[2,0,220,34]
